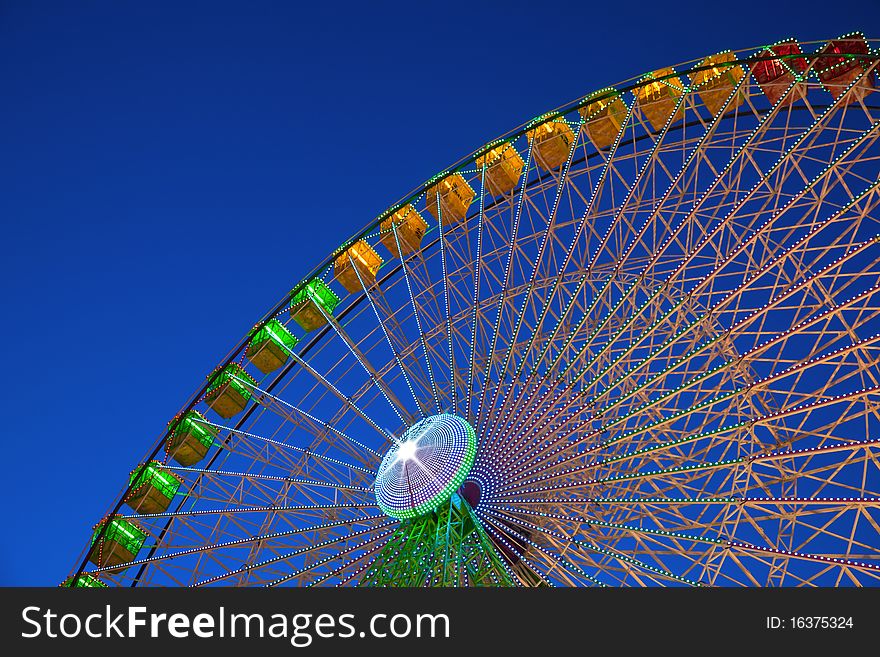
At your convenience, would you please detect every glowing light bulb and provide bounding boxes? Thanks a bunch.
[396,439,418,462]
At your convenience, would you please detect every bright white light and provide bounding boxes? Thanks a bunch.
[375,414,477,520]
[396,440,418,462]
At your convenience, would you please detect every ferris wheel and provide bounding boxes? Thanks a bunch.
[66,34,880,587]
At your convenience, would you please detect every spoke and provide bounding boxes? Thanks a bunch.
[309,287,412,424]
[265,321,396,440]
[475,512,552,586]
[484,105,635,452]
[91,514,388,574]
[346,250,425,421]
[197,522,397,586]
[477,509,605,586]
[305,533,396,587]
[196,419,376,475]
[229,374,381,458]
[496,496,880,506]
[476,138,534,437]
[393,220,442,413]
[484,116,584,437]
[432,189,459,414]
[495,427,880,497]
[482,506,702,586]
[120,502,377,520]
[161,464,374,493]
[488,502,880,581]
[466,164,488,420]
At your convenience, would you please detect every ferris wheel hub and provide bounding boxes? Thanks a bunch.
[374,414,477,520]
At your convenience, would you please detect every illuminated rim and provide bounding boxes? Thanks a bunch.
[375,414,477,520]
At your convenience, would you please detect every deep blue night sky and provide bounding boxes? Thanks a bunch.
[1,1,878,585]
